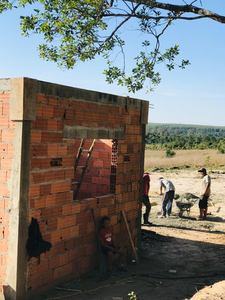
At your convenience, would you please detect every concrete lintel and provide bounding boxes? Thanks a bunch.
[63,125,125,140]
[0,78,11,93]
[10,78,37,121]
[37,80,142,109]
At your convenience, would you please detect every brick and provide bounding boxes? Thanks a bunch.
[31,172,45,183]
[37,259,49,273]
[55,192,67,205]
[31,131,42,143]
[51,181,71,194]
[58,253,69,266]
[2,102,10,115]
[48,97,58,106]
[31,145,47,157]
[0,212,9,226]
[47,219,57,232]
[62,204,72,216]
[0,267,7,281]
[40,158,53,169]
[0,241,8,253]
[74,110,84,120]
[30,185,40,197]
[32,118,47,130]
[79,223,87,235]
[62,157,74,168]
[31,158,41,170]
[82,232,95,245]
[36,104,43,117]
[64,168,74,179]
[0,170,7,182]
[42,270,54,285]
[0,116,9,127]
[0,184,9,197]
[34,196,46,209]
[41,208,53,220]
[41,132,63,143]
[47,119,58,130]
[47,144,58,156]
[53,107,65,118]
[52,206,63,218]
[57,120,63,131]
[37,95,48,103]
[53,263,73,280]
[45,194,56,207]
[93,159,104,168]
[1,130,14,142]
[76,211,91,224]
[0,254,8,266]
[48,256,59,270]
[57,145,67,156]
[30,210,41,221]
[50,230,61,243]
[61,99,69,106]
[40,184,51,195]
[65,108,74,119]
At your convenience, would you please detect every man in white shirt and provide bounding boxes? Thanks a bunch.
[159,177,175,218]
[198,168,211,220]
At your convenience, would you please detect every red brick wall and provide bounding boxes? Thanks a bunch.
[0,92,14,293]
[28,94,142,292]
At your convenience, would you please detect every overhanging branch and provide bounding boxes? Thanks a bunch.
[126,0,225,23]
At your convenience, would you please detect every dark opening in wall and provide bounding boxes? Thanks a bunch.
[71,139,117,200]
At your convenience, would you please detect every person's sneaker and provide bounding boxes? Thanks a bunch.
[158,215,166,218]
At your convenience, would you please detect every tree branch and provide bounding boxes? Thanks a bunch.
[126,0,225,23]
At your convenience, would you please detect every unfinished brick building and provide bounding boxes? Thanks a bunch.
[0,77,148,300]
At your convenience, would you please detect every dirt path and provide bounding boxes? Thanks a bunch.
[35,170,225,300]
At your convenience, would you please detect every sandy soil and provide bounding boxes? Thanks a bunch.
[35,169,225,300]
[145,169,225,300]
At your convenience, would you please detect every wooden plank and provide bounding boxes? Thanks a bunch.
[121,210,139,264]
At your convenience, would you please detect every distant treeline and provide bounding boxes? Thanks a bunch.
[146,123,225,153]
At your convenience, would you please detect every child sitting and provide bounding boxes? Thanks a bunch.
[98,216,127,274]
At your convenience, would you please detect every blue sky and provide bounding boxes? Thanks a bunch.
[0,1,225,127]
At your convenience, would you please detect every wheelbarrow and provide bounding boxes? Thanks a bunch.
[176,198,198,217]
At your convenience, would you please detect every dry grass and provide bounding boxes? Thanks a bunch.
[145,149,225,170]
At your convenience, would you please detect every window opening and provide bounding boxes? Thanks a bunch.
[71,139,117,201]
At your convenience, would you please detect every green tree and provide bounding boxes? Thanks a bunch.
[0,0,225,92]
[218,138,225,154]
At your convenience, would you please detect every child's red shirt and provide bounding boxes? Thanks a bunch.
[98,228,113,246]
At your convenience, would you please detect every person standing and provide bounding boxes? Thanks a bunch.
[159,177,175,218]
[142,172,151,225]
[198,168,211,220]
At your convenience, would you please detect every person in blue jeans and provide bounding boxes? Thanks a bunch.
[159,177,175,218]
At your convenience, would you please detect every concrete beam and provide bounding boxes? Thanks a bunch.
[63,125,125,140]
[37,80,142,109]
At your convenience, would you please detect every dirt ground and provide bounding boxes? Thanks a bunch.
[35,169,225,300]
